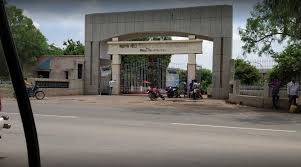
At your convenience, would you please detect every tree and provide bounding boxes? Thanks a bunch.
[268,44,301,83]
[46,40,84,56]
[239,0,301,56]
[63,39,84,55]
[234,59,261,85]
[46,43,64,55]
[177,69,187,83]
[0,4,48,78]
[196,68,212,92]
[6,5,48,66]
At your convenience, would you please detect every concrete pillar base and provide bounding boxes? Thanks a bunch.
[211,88,229,99]
[111,54,121,95]
[187,64,196,82]
[187,63,196,94]
[111,64,121,95]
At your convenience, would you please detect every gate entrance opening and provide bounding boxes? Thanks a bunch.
[107,37,202,95]
[121,55,169,94]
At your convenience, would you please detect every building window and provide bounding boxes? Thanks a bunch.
[37,71,49,78]
[78,64,83,79]
[36,81,69,88]
[65,71,69,80]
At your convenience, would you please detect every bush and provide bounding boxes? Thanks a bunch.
[234,59,261,85]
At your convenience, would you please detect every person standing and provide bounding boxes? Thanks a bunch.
[109,80,115,95]
[269,79,281,109]
[189,79,195,98]
[287,79,299,107]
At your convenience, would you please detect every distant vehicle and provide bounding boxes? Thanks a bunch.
[15,85,46,100]
[28,85,45,100]
[0,95,11,139]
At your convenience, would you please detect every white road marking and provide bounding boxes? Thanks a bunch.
[171,123,296,133]
[2,112,78,119]
[34,114,78,119]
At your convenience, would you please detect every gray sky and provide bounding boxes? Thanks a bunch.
[7,0,267,70]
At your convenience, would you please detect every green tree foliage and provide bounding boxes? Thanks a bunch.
[239,0,301,56]
[6,5,48,65]
[63,39,84,55]
[234,59,261,85]
[0,4,48,78]
[268,44,301,83]
[196,68,212,92]
[177,69,187,83]
[1,4,84,78]
[176,69,186,94]
[45,40,85,56]
[47,43,64,55]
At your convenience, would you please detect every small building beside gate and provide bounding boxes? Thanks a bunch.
[30,55,85,96]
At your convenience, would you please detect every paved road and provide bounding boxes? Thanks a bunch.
[1,96,301,167]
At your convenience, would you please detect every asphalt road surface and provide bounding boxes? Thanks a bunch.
[1,96,301,167]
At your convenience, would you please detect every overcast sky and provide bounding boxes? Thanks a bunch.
[7,0,270,70]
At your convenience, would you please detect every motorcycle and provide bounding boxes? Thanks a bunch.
[26,85,46,100]
[0,115,10,139]
[165,86,181,98]
[189,82,203,100]
[0,96,11,139]
[144,80,165,101]
[147,87,165,101]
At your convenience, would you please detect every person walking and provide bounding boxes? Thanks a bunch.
[269,79,281,109]
[287,79,299,107]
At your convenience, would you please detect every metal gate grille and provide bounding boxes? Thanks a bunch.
[121,55,169,94]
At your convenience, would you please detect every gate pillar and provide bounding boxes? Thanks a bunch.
[187,54,196,88]
[187,35,197,91]
[211,37,231,99]
[112,54,121,95]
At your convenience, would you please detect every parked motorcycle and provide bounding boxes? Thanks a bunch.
[147,87,165,101]
[143,80,165,101]
[0,96,11,139]
[165,86,181,98]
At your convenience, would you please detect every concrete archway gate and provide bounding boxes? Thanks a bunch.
[85,5,232,99]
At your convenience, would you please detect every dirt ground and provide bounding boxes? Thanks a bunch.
[36,95,237,108]
[3,94,287,114]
